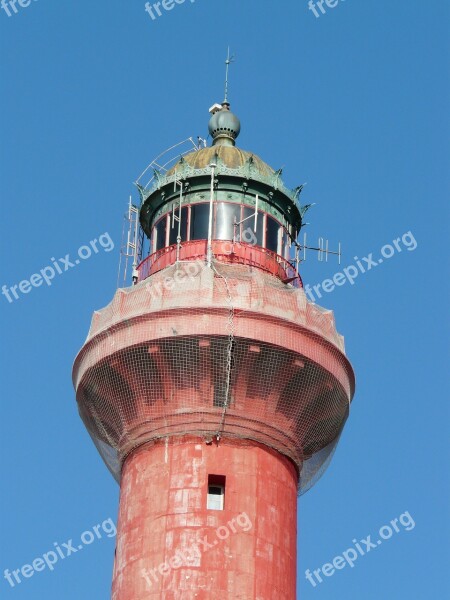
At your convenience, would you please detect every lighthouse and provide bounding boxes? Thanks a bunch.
[72,96,355,599]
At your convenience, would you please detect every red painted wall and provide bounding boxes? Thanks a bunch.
[112,436,298,600]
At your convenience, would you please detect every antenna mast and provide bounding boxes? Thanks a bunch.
[224,47,235,103]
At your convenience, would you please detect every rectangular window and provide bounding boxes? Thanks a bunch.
[277,226,283,256]
[241,206,264,245]
[284,231,291,260]
[155,216,167,251]
[207,475,226,510]
[215,202,241,241]
[266,216,280,253]
[189,203,210,240]
[169,206,188,246]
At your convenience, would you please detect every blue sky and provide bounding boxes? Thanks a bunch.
[0,0,448,598]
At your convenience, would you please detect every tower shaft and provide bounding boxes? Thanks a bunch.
[112,437,297,599]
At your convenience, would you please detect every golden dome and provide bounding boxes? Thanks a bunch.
[167,145,275,178]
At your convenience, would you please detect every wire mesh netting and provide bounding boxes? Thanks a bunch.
[73,260,354,494]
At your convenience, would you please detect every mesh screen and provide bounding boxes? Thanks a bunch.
[73,261,354,494]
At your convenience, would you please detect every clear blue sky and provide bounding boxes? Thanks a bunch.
[1,1,448,598]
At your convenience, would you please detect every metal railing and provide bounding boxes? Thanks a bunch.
[137,240,303,287]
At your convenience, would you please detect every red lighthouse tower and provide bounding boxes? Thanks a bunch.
[73,98,355,599]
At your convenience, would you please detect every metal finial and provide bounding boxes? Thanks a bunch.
[224,47,235,104]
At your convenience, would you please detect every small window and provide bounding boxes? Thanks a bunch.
[215,202,241,241]
[190,203,210,240]
[242,206,264,245]
[169,206,188,246]
[266,216,280,253]
[283,231,291,260]
[154,216,167,251]
[207,475,226,510]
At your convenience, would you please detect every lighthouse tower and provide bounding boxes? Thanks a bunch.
[72,98,355,599]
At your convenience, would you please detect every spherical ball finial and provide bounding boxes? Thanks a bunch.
[208,102,241,147]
